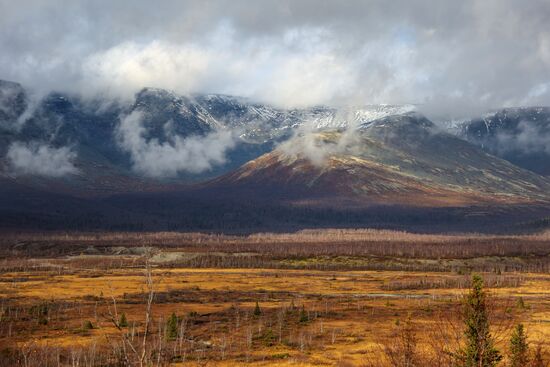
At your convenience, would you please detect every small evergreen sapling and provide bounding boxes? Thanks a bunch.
[254,301,262,316]
[119,312,128,328]
[509,324,529,367]
[299,305,308,323]
[455,274,502,367]
[166,312,178,341]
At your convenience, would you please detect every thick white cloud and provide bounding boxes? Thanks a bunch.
[67,29,361,107]
[117,111,237,177]
[1,0,550,117]
[7,142,78,177]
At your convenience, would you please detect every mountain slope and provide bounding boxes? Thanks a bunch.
[0,80,419,195]
[458,107,550,176]
[210,113,550,207]
[2,80,550,231]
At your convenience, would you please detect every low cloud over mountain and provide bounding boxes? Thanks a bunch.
[116,111,237,177]
[7,141,77,177]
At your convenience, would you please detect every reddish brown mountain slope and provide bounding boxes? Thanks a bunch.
[208,114,550,208]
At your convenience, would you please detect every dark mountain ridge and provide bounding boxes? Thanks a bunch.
[1,79,550,232]
[459,107,550,176]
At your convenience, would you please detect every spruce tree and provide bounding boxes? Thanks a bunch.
[509,324,529,367]
[456,274,502,367]
[166,312,178,341]
[254,301,262,316]
[299,305,308,323]
[119,312,128,328]
[516,297,526,310]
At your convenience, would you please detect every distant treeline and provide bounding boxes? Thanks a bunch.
[2,229,550,273]
[1,188,549,233]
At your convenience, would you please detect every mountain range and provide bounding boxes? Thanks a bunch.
[1,79,549,232]
[211,113,550,207]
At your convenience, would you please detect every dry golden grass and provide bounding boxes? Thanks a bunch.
[1,229,549,365]
[1,266,550,366]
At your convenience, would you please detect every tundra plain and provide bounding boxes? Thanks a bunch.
[1,229,549,366]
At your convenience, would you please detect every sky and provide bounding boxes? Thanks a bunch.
[1,0,550,120]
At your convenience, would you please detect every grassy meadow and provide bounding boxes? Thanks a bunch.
[0,230,549,366]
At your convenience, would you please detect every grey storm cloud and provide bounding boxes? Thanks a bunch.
[1,0,550,119]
